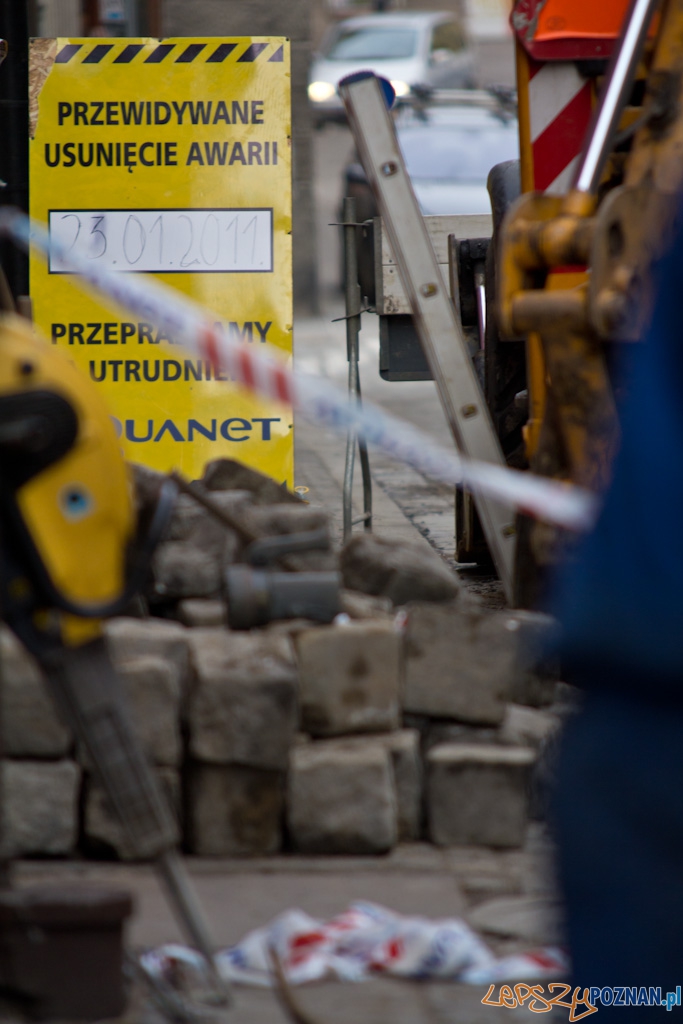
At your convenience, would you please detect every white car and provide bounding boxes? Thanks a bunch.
[309,12,475,125]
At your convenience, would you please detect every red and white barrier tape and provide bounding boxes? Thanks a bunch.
[0,208,598,531]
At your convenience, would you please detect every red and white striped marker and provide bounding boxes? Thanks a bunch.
[528,60,593,194]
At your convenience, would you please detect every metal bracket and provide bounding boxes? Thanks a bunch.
[449,236,490,333]
[340,74,516,600]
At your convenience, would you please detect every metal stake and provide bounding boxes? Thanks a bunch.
[342,196,372,542]
[157,849,231,1004]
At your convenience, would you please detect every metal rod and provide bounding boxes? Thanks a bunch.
[157,849,231,1005]
[170,471,306,572]
[474,263,487,351]
[342,196,363,543]
[357,375,373,532]
[343,426,356,544]
[573,0,662,195]
[170,470,259,546]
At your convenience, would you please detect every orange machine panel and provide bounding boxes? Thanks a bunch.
[512,0,631,60]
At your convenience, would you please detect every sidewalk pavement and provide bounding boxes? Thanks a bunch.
[293,307,451,552]
[293,306,505,606]
[12,827,562,1024]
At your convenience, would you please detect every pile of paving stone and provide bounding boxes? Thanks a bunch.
[0,459,566,861]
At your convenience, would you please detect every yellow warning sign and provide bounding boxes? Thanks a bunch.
[29,37,293,485]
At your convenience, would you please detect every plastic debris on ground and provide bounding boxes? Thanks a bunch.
[139,901,569,990]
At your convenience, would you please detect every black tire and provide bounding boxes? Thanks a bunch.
[455,161,526,567]
[484,159,526,468]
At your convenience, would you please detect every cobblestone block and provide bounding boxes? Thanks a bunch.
[340,534,461,605]
[84,768,180,859]
[152,544,224,600]
[339,590,393,620]
[248,504,329,533]
[105,617,190,691]
[317,731,421,841]
[0,628,71,757]
[259,619,319,638]
[287,741,397,854]
[177,599,226,628]
[152,492,252,599]
[188,630,297,771]
[164,491,251,542]
[296,622,400,737]
[1,760,80,857]
[425,722,500,751]
[384,729,422,840]
[119,656,182,766]
[404,603,513,725]
[505,611,561,708]
[202,458,300,504]
[248,505,335,571]
[500,704,561,749]
[187,763,283,856]
[427,743,536,848]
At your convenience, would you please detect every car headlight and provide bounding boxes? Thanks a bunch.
[390,80,410,98]
[308,81,336,103]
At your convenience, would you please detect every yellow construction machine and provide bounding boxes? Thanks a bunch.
[497,0,678,603]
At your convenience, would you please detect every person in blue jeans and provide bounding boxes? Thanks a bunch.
[552,208,683,1018]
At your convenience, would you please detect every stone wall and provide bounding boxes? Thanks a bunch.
[0,608,561,859]
[0,460,566,860]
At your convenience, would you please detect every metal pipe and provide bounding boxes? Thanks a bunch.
[474,263,486,350]
[342,196,362,543]
[573,0,662,195]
